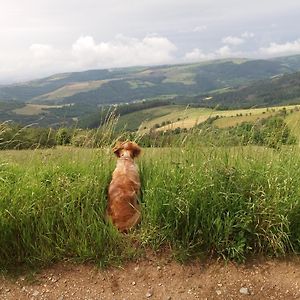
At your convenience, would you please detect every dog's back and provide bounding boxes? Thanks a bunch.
[107,141,141,232]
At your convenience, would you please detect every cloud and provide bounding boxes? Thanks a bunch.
[71,35,177,69]
[183,45,238,62]
[216,46,232,57]
[222,36,244,46]
[0,34,177,82]
[221,32,254,47]
[259,39,300,56]
[183,48,213,61]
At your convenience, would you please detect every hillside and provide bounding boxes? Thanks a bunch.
[1,55,300,127]
[1,56,300,105]
[183,71,300,108]
[116,104,300,132]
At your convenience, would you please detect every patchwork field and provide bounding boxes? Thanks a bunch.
[116,104,300,132]
[13,103,69,115]
[31,80,106,102]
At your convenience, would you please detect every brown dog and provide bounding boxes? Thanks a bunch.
[107,141,141,232]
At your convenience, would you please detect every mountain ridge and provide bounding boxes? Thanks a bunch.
[1,54,300,127]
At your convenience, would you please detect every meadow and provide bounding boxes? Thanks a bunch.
[1,138,300,271]
[116,104,300,132]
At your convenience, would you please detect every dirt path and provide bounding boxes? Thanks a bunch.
[1,256,300,300]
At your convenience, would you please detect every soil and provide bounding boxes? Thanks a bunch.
[1,255,300,300]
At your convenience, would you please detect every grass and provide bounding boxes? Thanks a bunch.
[1,140,300,271]
[116,105,183,131]
[12,104,65,116]
[0,147,129,269]
[117,104,300,132]
[31,80,105,102]
[286,110,300,138]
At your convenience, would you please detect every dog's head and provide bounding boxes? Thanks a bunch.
[113,141,141,159]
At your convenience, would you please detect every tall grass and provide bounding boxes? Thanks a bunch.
[0,134,300,270]
[0,148,133,269]
[140,146,300,261]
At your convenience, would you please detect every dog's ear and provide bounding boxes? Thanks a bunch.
[112,141,123,157]
[131,142,141,158]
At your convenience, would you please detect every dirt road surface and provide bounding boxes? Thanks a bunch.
[1,256,300,299]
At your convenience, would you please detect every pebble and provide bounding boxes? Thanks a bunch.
[216,289,222,295]
[32,290,39,297]
[240,287,250,295]
[146,289,153,298]
[132,281,136,286]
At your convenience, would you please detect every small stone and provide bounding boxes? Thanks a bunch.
[217,283,223,287]
[216,290,222,295]
[157,266,161,270]
[146,289,153,298]
[5,288,11,293]
[166,297,172,300]
[32,290,39,297]
[132,281,136,286]
[240,287,250,295]
[134,266,139,271]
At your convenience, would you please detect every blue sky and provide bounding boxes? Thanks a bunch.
[1,0,300,83]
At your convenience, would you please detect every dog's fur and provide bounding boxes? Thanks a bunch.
[107,141,141,232]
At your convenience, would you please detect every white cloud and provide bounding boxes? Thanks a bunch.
[183,48,213,61]
[259,39,300,56]
[184,45,238,62]
[216,45,233,57]
[0,34,177,82]
[222,36,244,46]
[71,35,177,69]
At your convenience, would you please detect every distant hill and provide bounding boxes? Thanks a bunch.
[1,56,300,105]
[1,54,300,127]
[183,71,300,109]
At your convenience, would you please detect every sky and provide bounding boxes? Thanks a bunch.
[1,0,300,83]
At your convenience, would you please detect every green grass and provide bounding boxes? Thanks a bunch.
[116,105,184,131]
[1,142,300,271]
[117,104,300,132]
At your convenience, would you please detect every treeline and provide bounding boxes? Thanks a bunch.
[0,123,56,149]
[0,114,296,150]
[79,99,172,128]
[136,115,297,149]
[176,72,300,109]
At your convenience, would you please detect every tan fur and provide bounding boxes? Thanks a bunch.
[107,141,141,232]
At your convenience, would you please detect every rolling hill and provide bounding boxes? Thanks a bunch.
[1,54,300,127]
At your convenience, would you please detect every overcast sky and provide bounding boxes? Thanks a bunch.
[1,0,300,83]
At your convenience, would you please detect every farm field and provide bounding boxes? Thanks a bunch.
[117,104,300,132]
[31,80,106,103]
[12,103,71,116]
